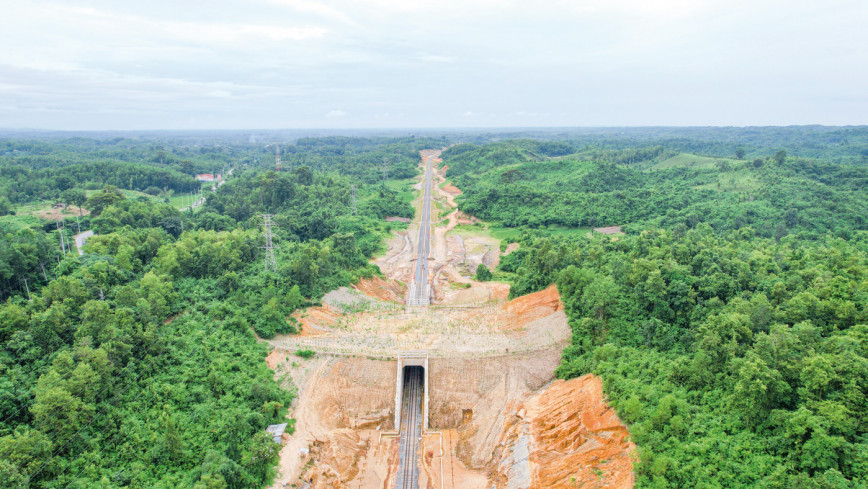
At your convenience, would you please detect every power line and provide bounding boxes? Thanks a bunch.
[275,144,281,171]
[260,214,277,273]
[56,221,67,255]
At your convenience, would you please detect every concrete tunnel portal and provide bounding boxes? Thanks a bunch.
[395,351,429,431]
[395,352,428,489]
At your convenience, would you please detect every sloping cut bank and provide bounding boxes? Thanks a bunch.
[493,374,635,488]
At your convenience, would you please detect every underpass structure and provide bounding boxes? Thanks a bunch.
[395,364,424,489]
[395,351,428,489]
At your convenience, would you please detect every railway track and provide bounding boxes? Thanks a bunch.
[396,367,423,489]
[408,153,433,306]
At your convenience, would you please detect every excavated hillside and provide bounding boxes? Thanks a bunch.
[265,150,635,489]
[490,375,636,489]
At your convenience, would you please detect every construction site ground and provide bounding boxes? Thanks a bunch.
[265,150,634,489]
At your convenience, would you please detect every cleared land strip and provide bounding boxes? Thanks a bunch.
[408,151,434,305]
[269,315,570,358]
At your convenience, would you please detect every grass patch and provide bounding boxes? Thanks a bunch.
[169,193,197,209]
[488,224,590,241]
[648,153,740,171]
[385,177,417,206]
[386,220,410,231]
[694,172,760,193]
[3,201,88,227]
[0,211,44,228]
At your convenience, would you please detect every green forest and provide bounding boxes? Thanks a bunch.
[443,136,868,488]
[0,135,425,487]
[443,140,867,240]
[1,127,866,488]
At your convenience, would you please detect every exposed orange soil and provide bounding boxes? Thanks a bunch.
[441,183,462,195]
[299,429,398,489]
[266,147,635,489]
[525,375,635,488]
[454,210,478,225]
[421,430,488,489]
[265,349,284,369]
[501,284,563,331]
[292,306,339,336]
[504,242,520,255]
[352,276,406,303]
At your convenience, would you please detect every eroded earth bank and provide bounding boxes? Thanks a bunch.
[265,150,635,489]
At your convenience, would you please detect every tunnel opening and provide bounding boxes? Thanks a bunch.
[395,351,429,433]
[401,366,425,428]
[397,365,425,488]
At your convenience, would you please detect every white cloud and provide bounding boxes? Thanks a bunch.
[261,0,358,25]
[414,53,455,63]
[0,0,865,129]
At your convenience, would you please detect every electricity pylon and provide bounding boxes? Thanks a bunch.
[260,214,277,272]
[265,144,282,171]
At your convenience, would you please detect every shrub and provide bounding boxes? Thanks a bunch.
[475,264,492,281]
[295,349,315,359]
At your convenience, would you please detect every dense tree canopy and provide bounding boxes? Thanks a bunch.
[443,142,868,240]
[2,129,866,488]
[501,227,868,487]
[0,135,418,488]
[448,135,868,487]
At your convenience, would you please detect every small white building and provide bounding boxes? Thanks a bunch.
[265,423,288,444]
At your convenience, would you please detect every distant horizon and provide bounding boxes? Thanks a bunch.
[2,123,866,135]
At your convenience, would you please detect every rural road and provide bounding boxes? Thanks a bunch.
[182,167,233,212]
[73,230,94,256]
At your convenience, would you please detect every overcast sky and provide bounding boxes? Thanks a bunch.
[1,0,866,130]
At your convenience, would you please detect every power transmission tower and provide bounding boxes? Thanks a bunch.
[56,221,66,254]
[382,157,388,183]
[63,220,74,254]
[274,144,282,171]
[260,214,277,272]
[351,185,357,215]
